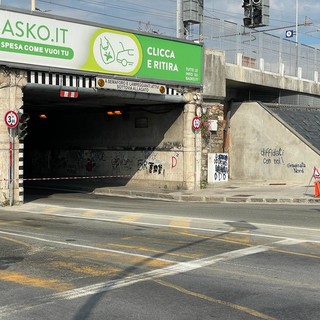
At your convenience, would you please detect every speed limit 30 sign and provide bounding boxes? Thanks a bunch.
[4,110,19,128]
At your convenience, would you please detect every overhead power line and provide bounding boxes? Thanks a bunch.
[38,0,176,33]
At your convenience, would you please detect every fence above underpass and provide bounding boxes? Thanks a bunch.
[203,16,320,82]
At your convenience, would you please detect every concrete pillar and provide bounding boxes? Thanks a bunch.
[236,53,243,66]
[0,68,27,205]
[259,58,264,72]
[183,97,197,190]
[297,67,302,80]
[279,63,285,77]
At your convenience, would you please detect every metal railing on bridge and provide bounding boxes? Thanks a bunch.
[203,17,320,82]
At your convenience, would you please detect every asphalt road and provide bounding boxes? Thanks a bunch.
[0,189,319,319]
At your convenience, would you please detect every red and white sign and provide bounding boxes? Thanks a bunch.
[192,116,201,131]
[313,166,320,179]
[4,110,19,128]
[60,90,79,98]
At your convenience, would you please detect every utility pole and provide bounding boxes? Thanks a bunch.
[179,0,204,41]
[177,0,184,38]
[31,0,36,11]
[295,0,299,43]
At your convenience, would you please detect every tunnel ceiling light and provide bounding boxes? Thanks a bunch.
[106,110,122,116]
[39,114,48,119]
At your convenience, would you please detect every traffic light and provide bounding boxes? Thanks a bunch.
[243,0,270,28]
[18,113,30,140]
[242,0,252,27]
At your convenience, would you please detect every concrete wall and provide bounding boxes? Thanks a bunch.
[25,102,200,190]
[230,102,320,184]
[203,49,226,100]
[202,49,320,98]
[226,61,320,96]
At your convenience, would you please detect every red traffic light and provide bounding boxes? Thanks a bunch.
[19,113,30,123]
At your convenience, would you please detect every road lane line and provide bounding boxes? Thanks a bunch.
[53,248,172,268]
[8,211,314,242]
[119,213,143,222]
[0,230,174,264]
[5,204,320,242]
[0,235,33,248]
[41,207,62,214]
[0,240,294,318]
[82,210,95,218]
[272,248,320,259]
[208,266,320,290]
[0,271,73,292]
[155,279,276,320]
[105,242,201,259]
[169,218,191,229]
[49,261,121,277]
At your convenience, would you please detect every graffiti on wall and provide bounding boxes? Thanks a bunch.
[260,148,285,165]
[137,160,163,174]
[86,158,95,172]
[111,153,133,171]
[171,152,180,169]
[138,159,163,175]
[162,141,183,150]
[28,148,183,179]
[260,148,305,173]
[213,153,228,182]
[287,162,306,174]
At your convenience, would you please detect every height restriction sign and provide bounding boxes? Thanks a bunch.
[4,110,19,128]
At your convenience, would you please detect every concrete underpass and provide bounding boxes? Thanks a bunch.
[21,77,191,198]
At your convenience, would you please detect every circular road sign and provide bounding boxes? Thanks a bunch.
[285,30,294,38]
[4,110,19,128]
[192,116,201,131]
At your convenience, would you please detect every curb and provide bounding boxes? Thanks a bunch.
[93,189,320,204]
[27,184,320,205]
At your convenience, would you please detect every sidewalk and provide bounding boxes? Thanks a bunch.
[26,179,320,204]
[89,180,320,204]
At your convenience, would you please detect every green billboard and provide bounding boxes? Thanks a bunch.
[0,9,202,86]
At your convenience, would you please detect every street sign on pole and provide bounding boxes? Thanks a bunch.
[4,110,19,128]
[192,116,201,131]
[285,30,294,38]
[192,116,201,191]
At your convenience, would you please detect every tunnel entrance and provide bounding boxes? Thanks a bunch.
[21,78,186,199]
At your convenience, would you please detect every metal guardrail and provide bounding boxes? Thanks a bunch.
[203,17,320,82]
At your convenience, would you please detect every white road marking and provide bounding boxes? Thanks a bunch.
[0,243,276,317]
[0,230,173,263]
[3,204,320,243]
[7,203,320,232]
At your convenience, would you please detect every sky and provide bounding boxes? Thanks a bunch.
[1,0,320,47]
